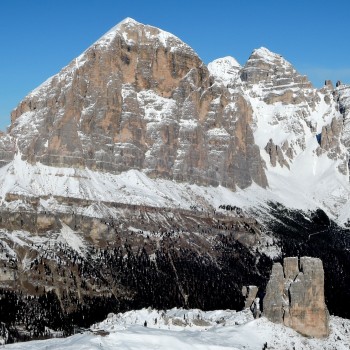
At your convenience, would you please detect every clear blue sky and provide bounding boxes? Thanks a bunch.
[1,0,349,131]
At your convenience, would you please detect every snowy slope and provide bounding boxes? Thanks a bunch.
[246,88,350,220]
[4,308,350,350]
[1,148,350,226]
[208,56,241,85]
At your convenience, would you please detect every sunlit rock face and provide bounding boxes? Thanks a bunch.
[7,20,350,192]
[263,257,329,338]
[8,18,267,190]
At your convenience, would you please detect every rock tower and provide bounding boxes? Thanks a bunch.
[263,257,329,338]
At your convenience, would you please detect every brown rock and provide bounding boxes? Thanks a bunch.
[263,262,285,323]
[263,257,329,338]
[264,139,289,169]
[240,47,312,93]
[324,80,334,90]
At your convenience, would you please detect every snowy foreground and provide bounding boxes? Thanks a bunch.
[4,308,350,350]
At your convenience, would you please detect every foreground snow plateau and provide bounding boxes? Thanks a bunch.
[4,308,350,350]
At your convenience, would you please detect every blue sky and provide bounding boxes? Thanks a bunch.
[0,0,349,130]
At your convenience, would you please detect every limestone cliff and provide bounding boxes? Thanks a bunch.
[263,257,329,338]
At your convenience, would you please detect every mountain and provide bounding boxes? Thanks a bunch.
[0,18,349,344]
[8,17,266,190]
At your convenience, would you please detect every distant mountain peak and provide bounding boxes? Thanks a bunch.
[117,17,139,26]
[92,17,197,58]
[209,56,241,68]
[208,56,241,84]
[251,46,282,62]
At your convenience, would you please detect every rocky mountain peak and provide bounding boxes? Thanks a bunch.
[6,19,267,190]
[0,19,349,224]
[250,46,284,63]
[240,46,312,91]
[104,17,197,56]
[208,56,241,85]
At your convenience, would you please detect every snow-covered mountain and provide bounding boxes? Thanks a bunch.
[0,17,350,345]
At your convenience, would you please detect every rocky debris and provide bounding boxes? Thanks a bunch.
[263,257,329,338]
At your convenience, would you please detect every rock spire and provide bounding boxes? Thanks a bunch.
[263,257,329,338]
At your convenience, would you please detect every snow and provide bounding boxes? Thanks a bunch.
[108,17,196,54]
[0,148,349,226]
[4,308,350,350]
[208,56,241,85]
[136,89,176,122]
[207,128,230,138]
[252,47,282,63]
[58,223,87,257]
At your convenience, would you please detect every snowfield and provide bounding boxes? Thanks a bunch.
[4,308,350,350]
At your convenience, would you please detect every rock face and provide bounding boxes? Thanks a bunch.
[263,257,329,338]
[0,132,15,167]
[8,17,267,190]
[264,138,289,168]
[240,47,312,93]
[241,285,258,309]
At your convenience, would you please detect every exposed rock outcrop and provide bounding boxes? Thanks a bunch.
[324,80,334,90]
[240,47,312,95]
[338,84,350,152]
[242,285,258,309]
[0,133,15,167]
[264,139,289,168]
[263,257,329,338]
